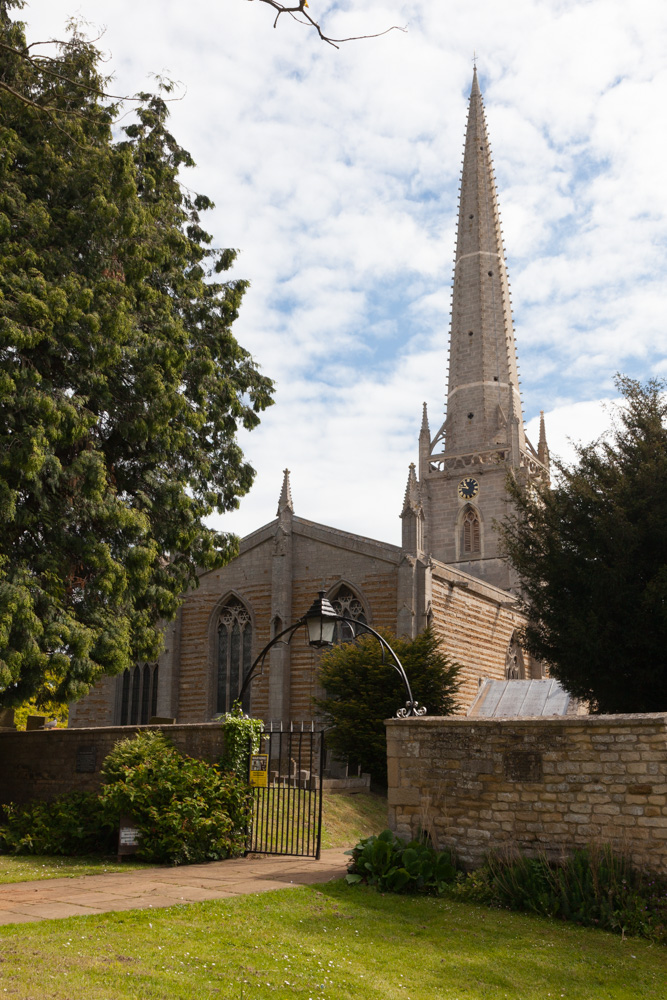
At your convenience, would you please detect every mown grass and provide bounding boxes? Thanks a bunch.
[0,793,386,884]
[1,880,665,999]
[0,855,152,884]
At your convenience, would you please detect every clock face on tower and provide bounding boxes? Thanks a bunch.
[457,477,479,500]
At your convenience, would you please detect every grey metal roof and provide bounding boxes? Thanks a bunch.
[468,678,573,718]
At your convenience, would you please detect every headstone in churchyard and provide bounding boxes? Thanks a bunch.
[0,708,15,730]
[25,716,46,731]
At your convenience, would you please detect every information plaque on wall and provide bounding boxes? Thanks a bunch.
[249,754,269,788]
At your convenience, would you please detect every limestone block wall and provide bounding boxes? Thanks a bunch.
[386,714,667,874]
[0,723,226,806]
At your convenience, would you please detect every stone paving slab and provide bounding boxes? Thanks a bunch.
[0,848,349,926]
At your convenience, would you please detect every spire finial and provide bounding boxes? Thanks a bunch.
[421,401,429,432]
[277,468,294,515]
[471,60,480,97]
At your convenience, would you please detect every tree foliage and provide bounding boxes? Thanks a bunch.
[315,627,461,784]
[0,2,273,708]
[501,376,667,713]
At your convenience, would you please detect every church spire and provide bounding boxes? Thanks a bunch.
[277,468,294,516]
[444,68,525,459]
[538,410,550,468]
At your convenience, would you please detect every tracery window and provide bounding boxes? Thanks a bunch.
[330,585,367,644]
[462,506,481,554]
[217,598,252,714]
[119,663,159,725]
[505,633,525,680]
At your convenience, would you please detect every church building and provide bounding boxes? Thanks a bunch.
[69,69,550,730]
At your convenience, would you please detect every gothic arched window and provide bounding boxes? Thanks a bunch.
[119,663,159,725]
[462,506,481,554]
[217,598,252,714]
[505,633,525,680]
[330,585,367,644]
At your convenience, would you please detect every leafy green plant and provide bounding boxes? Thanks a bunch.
[218,704,264,778]
[452,844,667,943]
[100,731,252,864]
[0,792,115,856]
[346,829,458,895]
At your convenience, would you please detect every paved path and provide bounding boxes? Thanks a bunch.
[0,848,349,925]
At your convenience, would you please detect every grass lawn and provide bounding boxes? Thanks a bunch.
[0,880,665,999]
[0,854,154,884]
[0,792,386,884]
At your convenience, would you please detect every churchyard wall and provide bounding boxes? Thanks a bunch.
[0,723,226,806]
[386,713,667,874]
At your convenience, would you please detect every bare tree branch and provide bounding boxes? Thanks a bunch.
[253,0,407,49]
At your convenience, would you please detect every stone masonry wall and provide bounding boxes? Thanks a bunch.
[386,714,667,874]
[0,724,226,806]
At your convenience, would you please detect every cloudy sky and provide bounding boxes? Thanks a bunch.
[21,0,667,545]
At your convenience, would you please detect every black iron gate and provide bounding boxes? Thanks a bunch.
[246,728,325,859]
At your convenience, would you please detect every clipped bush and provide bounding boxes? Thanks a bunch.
[100,731,252,865]
[0,792,115,856]
[346,829,458,895]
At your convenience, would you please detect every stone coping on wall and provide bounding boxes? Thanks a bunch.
[386,712,667,729]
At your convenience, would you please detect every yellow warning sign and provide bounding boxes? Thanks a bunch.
[249,754,269,788]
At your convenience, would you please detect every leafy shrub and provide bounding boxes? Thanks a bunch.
[346,829,458,895]
[452,845,667,943]
[100,731,252,864]
[0,792,115,855]
[218,704,264,779]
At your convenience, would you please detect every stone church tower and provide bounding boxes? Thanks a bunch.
[417,67,549,592]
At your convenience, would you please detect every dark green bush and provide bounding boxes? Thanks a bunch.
[451,845,667,943]
[99,731,252,864]
[0,792,115,855]
[346,829,458,895]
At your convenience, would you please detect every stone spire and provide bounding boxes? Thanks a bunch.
[401,464,424,556]
[277,468,294,516]
[538,410,550,468]
[408,68,548,592]
[443,66,525,459]
[401,463,423,517]
[419,403,431,480]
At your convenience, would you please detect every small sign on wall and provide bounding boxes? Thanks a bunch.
[249,754,269,788]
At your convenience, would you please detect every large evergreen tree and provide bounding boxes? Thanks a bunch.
[0,2,273,708]
[315,628,460,785]
[501,377,667,714]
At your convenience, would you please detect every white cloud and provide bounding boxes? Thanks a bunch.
[19,0,667,544]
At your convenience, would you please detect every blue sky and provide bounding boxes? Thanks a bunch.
[23,0,667,544]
